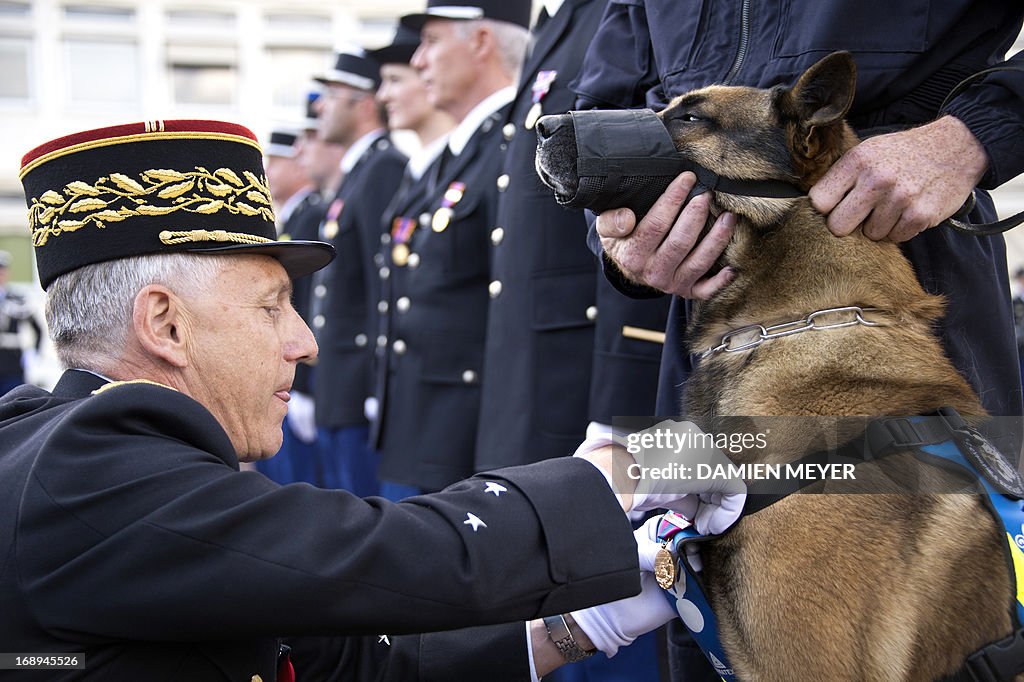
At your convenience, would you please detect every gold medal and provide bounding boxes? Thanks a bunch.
[323,221,338,239]
[524,102,543,130]
[432,206,453,232]
[654,541,677,590]
[444,185,465,204]
[392,242,410,266]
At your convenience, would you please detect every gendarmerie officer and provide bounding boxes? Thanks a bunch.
[310,49,407,494]
[475,0,670,478]
[371,0,531,493]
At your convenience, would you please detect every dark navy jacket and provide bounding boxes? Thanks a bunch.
[310,134,407,429]
[0,370,638,681]
[374,107,510,491]
[575,0,1024,419]
[474,0,670,472]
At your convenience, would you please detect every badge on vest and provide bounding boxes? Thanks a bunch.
[525,70,557,130]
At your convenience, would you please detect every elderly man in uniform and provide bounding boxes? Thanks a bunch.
[371,0,530,495]
[309,50,407,495]
[0,118,758,680]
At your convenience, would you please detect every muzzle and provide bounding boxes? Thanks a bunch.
[535,109,805,221]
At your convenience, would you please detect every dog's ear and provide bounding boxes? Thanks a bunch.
[778,51,857,181]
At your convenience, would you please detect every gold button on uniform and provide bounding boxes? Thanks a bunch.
[490,227,504,245]
[396,296,411,312]
[393,339,407,355]
[496,174,510,192]
[488,280,502,298]
[251,676,263,682]
[586,306,598,321]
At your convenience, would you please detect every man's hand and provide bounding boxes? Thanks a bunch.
[596,172,736,299]
[809,116,988,243]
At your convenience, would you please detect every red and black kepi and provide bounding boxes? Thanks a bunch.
[20,119,335,290]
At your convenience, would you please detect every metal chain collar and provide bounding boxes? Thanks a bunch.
[700,306,888,360]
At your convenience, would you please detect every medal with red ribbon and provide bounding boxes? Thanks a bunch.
[654,510,691,589]
[431,181,466,233]
[390,216,416,266]
[321,198,344,240]
[525,70,557,130]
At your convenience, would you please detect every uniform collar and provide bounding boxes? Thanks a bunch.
[542,0,565,17]
[340,128,387,174]
[448,86,515,156]
[409,134,450,181]
[277,186,315,224]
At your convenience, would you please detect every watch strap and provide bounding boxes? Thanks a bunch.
[543,614,596,663]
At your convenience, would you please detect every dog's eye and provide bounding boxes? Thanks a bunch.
[678,113,703,123]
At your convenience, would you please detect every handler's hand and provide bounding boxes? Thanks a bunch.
[809,116,988,243]
[596,172,736,299]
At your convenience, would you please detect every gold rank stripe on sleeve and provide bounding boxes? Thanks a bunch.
[26,168,275,247]
[622,326,667,344]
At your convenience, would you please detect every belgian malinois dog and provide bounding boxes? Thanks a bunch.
[536,52,1017,680]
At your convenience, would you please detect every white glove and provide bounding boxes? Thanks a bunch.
[571,572,677,658]
[573,420,747,533]
[286,391,318,444]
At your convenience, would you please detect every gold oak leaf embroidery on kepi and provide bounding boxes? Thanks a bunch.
[26,167,275,246]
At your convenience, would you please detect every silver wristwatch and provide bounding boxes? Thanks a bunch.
[543,614,596,663]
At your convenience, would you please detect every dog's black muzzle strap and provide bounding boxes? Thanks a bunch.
[565,109,803,220]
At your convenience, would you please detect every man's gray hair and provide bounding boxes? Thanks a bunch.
[45,253,230,372]
[454,19,529,80]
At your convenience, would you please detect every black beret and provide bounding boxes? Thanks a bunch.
[20,120,335,290]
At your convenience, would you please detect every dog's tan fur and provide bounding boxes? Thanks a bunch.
[662,52,1014,681]
[534,51,1020,679]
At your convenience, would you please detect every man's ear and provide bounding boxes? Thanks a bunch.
[132,284,189,368]
[468,22,494,59]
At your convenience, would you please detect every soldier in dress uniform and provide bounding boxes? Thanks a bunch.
[4,117,726,681]
[0,250,42,395]
[367,24,457,501]
[309,50,408,495]
[474,1,668,678]
[255,128,324,486]
[370,0,531,494]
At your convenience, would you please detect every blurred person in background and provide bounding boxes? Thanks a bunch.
[309,49,407,495]
[0,250,43,395]
[370,0,530,497]
[367,23,457,501]
[257,128,325,485]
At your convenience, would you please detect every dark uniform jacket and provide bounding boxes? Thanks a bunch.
[575,0,1024,419]
[311,134,407,428]
[474,0,669,473]
[0,370,638,681]
[279,188,327,396]
[374,105,510,492]
[0,288,41,381]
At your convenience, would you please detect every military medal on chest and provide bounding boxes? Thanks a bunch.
[524,70,557,130]
[321,198,344,240]
[432,181,466,233]
[390,216,416,266]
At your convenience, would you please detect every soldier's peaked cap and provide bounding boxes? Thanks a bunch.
[20,119,335,290]
[401,0,531,31]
